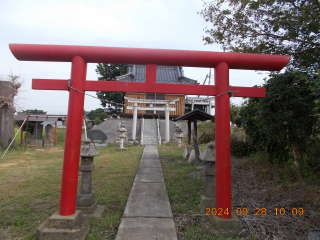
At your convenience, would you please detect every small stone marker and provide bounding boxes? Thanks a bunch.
[44,124,54,147]
[182,145,193,159]
[87,129,108,144]
[29,124,43,147]
[76,139,99,214]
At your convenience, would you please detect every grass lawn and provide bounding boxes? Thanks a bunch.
[0,140,144,239]
[158,142,218,240]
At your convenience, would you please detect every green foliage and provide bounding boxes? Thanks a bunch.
[230,136,256,158]
[230,103,241,127]
[19,109,47,114]
[87,108,109,125]
[95,63,128,114]
[199,0,320,70]
[240,70,318,164]
[94,116,102,125]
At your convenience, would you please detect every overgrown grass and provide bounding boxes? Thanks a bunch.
[0,142,143,239]
[158,143,219,239]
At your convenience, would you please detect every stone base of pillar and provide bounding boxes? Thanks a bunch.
[117,147,127,151]
[77,192,95,208]
[202,214,241,237]
[199,195,216,213]
[43,140,54,147]
[37,210,90,240]
[76,201,97,214]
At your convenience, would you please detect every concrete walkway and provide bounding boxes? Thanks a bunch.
[116,145,177,240]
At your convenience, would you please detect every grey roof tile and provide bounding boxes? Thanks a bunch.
[116,65,198,84]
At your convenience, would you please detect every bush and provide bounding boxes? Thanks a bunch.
[230,136,256,158]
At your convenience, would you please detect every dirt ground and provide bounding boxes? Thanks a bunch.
[182,157,320,239]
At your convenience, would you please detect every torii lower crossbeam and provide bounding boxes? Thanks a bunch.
[9,44,289,219]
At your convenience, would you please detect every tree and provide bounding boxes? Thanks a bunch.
[86,108,109,125]
[230,103,241,127]
[86,108,104,121]
[240,70,318,165]
[95,64,129,114]
[199,0,320,70]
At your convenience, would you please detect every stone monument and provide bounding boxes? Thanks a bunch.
[44,124,54,147]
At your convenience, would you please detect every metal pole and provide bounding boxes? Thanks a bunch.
[215,62,231,219]
[60,56,87,216]
[132,103,137,140]
[20,121,24,145]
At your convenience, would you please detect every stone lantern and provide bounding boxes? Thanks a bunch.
[76,139,99,214]
[199,141,216,208]
[118,127,127,151]
[176,128,184,148]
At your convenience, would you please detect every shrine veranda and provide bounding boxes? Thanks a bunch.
[9,43,289,218]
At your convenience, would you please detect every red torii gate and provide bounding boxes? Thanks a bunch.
[9,44,289,219]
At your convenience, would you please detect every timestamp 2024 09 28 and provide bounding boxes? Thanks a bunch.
[205,208,304,216]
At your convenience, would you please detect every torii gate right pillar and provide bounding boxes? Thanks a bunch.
[214,62,232,218]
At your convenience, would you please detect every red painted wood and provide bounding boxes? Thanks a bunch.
[10,43,290,218]
[146,64,157,84]
[215,62,231,218]
[32,79,218,95]
[32,79,69,90]
[59,56,87,216]
[9,44,289,71]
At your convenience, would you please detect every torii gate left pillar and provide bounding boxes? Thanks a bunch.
[9,44,289,225]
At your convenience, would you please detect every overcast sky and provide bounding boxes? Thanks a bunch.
[0,0,268,115]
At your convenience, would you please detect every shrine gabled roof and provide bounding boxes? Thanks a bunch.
[116,65,198,84]
[172,109,214,122]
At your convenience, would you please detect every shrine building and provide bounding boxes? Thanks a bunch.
[115,65,199,118]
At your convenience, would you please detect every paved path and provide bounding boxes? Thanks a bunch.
[116,145,177,240]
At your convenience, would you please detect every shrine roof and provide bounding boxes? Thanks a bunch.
[172,109,214,122]
[14,114,67,122]
[116,65,198,84]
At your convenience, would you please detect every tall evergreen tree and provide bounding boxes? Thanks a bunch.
[95,64,129,114]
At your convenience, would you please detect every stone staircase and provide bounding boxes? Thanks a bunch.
[141,119,159,145]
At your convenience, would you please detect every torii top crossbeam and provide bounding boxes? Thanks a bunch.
[9,44,289,219]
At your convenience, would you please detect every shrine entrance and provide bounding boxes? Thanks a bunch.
[9,44,289,219]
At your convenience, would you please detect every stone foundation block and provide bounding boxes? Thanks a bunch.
[199,195,216,213]
[76,201,97,214]
[76,193,95,207]
[202,214,241,237]
[37,210,90,240]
